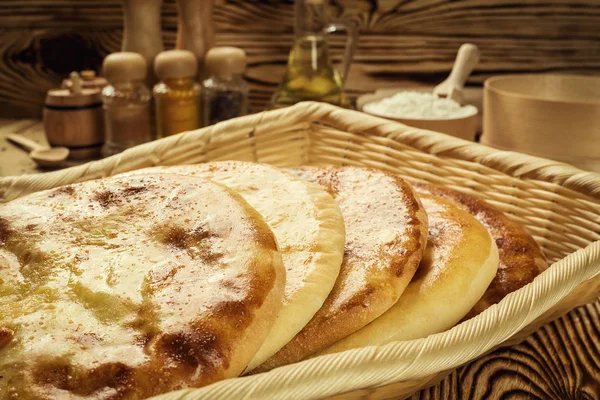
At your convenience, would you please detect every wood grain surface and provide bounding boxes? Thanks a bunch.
[1,119,599,399]
[0,0,599,117]
[412,300,600,400]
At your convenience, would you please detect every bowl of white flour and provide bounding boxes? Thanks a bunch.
[359,90,478,141]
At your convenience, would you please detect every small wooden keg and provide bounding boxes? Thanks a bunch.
[43,85,105,160]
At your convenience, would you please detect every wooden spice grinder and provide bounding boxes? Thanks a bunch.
[43,72,105,160]
[176,0,215,77]
[122,0,163,85]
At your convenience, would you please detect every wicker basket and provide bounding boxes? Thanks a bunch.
[1,102,599,400]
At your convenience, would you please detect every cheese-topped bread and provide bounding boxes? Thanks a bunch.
[255,166,428,372]
[411,182,548,318]
[318,194,499,355]
[0,174,285,399]
[121,162,345,371]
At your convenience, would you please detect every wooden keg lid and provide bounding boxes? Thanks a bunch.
[45,88,102,107]
[62,70,108,91]
[80,70,98,80]
[79,70,108,88]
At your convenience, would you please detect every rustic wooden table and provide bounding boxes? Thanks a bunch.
[1,119,599,399]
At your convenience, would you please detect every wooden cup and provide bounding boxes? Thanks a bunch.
[482,74,600,172]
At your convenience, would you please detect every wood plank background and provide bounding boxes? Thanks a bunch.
[0,0,599,118]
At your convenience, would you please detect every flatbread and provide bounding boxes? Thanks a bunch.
[121,162,346,371]
[411,182,548,318]
[0,174,285,398]
[255,166,428,372]
[318,194,499,354]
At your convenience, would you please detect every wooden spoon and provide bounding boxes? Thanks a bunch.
[7,134,69,167]
[433,43,480,105]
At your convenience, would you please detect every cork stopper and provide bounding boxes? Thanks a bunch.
[154,50,198,80]
[103,52,147,84]
[205,47,247,79]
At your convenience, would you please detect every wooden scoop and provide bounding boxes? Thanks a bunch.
[433,43,480,105]
[7,134,70,167]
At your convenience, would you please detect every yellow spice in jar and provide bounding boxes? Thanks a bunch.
[153,50,202,138]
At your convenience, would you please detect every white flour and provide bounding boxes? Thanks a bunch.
[364,91,477,120]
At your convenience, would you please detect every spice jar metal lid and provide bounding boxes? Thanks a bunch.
[154,50,198,80]
[102,52,147,84]
[205,47,247,79]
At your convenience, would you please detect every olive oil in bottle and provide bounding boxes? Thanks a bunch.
[271,35,346,108]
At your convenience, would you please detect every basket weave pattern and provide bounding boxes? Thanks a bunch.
[1,102,599,400]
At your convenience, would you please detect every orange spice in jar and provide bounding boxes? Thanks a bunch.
[153,50,202,138]
[101,52,152,157]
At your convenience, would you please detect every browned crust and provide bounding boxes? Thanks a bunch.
[0,174,284,398]
[255,166,428,372]
[0,327,13,349]
[411,181,548,318]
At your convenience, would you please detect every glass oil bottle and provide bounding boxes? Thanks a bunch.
[271,0,357,108]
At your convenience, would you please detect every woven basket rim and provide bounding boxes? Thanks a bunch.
[294,102,600,198]
[2,101,598,201]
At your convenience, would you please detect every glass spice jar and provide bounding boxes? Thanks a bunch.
[101,52,152,157]
[153,50,202,138]
[202,47,249,126]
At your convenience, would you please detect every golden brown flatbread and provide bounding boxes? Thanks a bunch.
[255,166,428,372]
[411,181,548,318]
[121,162,346,371]
[0,174,285,398]
[318,194,499,354]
